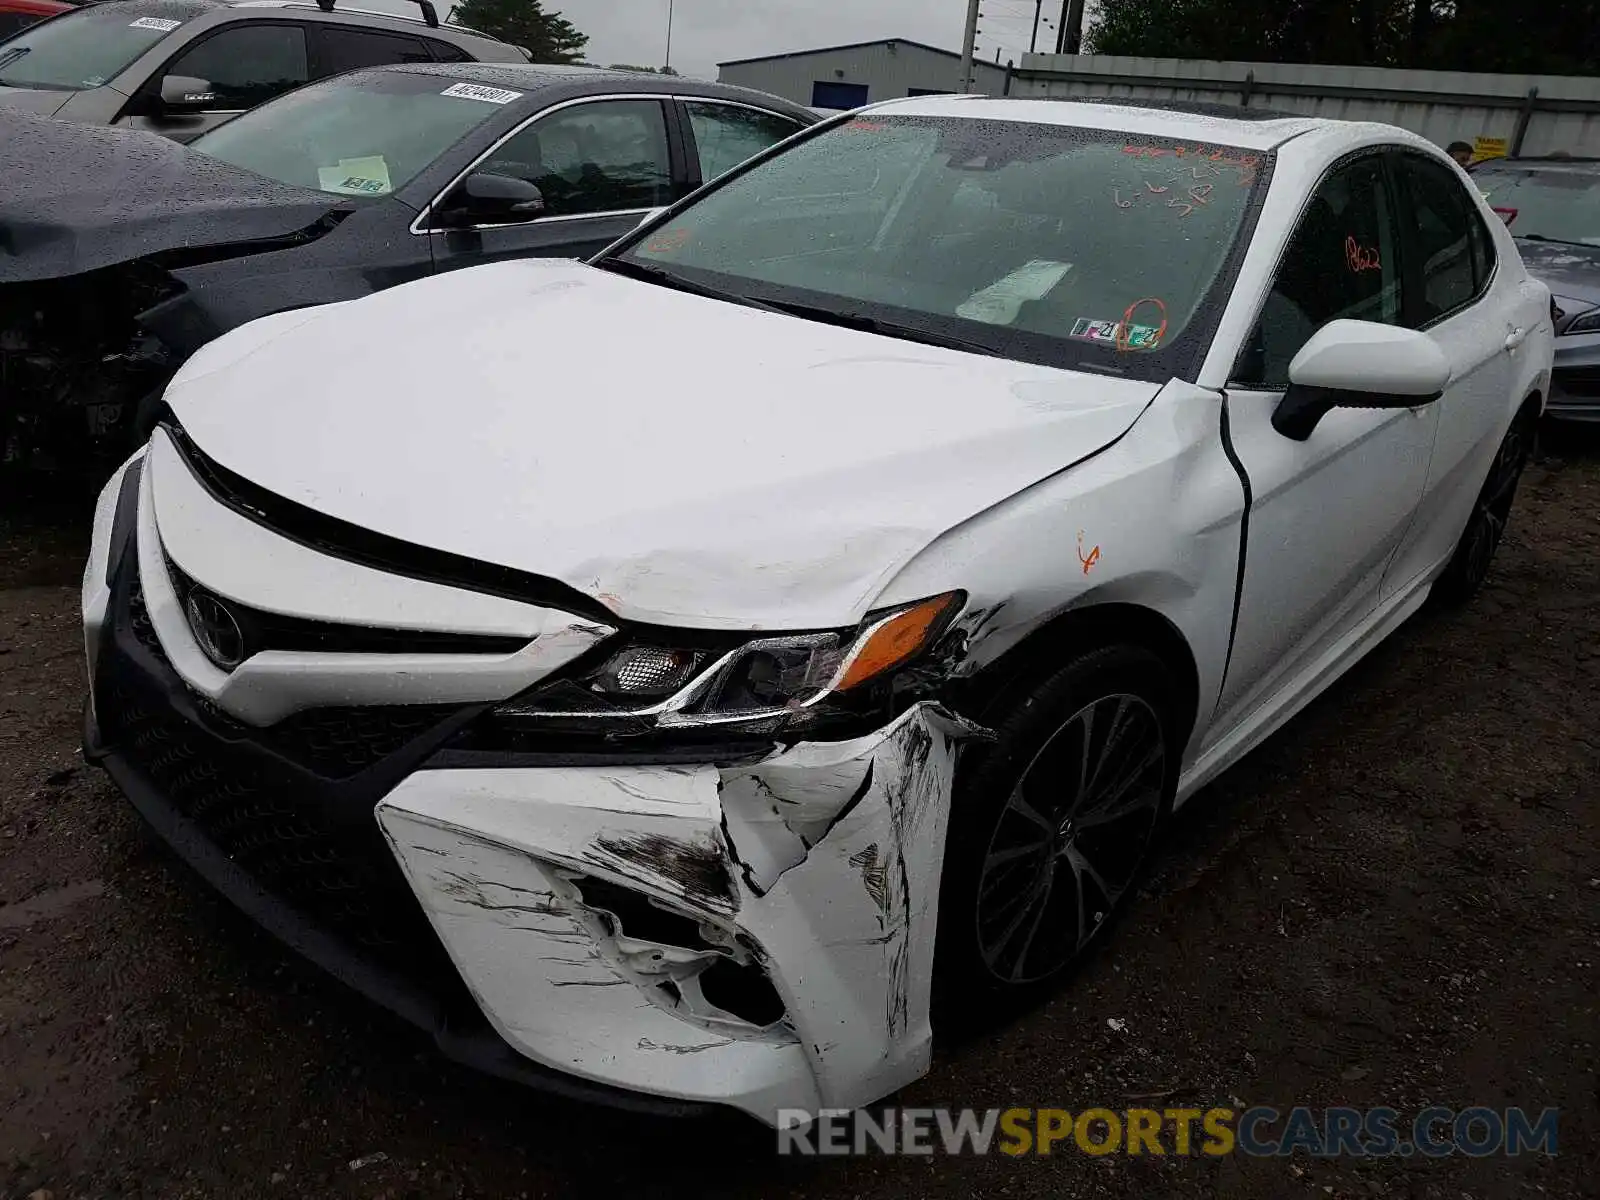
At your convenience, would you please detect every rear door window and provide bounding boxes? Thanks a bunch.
[684,101,804,182]
[310,25,432,78]
[1394,152,1483,325]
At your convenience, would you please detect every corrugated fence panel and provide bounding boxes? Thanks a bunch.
[1014,54,1600,156]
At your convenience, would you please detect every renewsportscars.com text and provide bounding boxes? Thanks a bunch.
[776,1106,1560,1157]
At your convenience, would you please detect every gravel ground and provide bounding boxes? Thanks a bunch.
[1,429,1597,1199]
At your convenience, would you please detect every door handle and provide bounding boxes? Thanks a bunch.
[1505,326,1529,351]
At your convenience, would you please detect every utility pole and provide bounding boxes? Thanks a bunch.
[1055,0,1086,54]
[664,0,674,72]
[1029,0,1043,53]
[958,0,980,91]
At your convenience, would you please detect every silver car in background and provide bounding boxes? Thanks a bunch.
[1473,155,1600,421]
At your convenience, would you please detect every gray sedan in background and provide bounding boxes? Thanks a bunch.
[0,0,522,141]
[1474,155,1600,421]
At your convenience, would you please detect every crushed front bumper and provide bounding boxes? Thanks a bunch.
[377,702,979,1123]
[83,454,984,1125]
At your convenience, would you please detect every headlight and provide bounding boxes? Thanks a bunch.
[1562,305,1600,336]
[493,591,965,734]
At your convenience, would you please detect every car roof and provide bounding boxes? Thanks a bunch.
[340,60,814,113]
[81,0,511,45]
[868,94,1329,152]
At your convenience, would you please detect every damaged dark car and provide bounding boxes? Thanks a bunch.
[0,62,813,468]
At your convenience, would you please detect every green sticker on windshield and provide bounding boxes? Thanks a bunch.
[317,156,393,196]
[1070,318,1163,349]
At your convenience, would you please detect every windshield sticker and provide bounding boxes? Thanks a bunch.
[1345,236,1382,273]
[129,16,182,30]
[1118,297,1168,351]
[956,260,1072,325]
[317,155,393,196]
[440,82,523,104]
[1070,318,1162,350]
[842,120,887,133]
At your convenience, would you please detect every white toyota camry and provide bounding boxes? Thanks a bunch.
[83,96,1553,1123]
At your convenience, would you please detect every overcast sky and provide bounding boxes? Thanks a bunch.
[544,0,1081,80]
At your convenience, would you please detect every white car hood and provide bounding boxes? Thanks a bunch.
[167,259,1158,630]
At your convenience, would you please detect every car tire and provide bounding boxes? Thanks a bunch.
[934,644,1180,1021]
[1431,404,1536,607]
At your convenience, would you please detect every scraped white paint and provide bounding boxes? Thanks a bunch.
[378,703,976,1122]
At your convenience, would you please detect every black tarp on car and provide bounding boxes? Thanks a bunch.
[0,109,343,282]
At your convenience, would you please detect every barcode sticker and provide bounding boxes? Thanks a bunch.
[440,82,522,105]
[129,17,182,30]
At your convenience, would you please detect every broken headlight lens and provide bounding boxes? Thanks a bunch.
[496,591,964,730]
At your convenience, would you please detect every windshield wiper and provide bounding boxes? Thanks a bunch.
[0,46,31,72]
[1520,234,1593,248]
[758,298,1004,358]
[593,258,785,314]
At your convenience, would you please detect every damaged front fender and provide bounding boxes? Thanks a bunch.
[375,702,989,1123]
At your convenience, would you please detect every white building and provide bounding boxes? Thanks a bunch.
[717,38,1011,111]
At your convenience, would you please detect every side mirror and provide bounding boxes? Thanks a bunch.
[158,74,216,113]
[1273,320,1450,440]
[435,172,545,228]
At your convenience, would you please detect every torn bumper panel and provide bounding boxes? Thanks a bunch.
[378,703,976,1124]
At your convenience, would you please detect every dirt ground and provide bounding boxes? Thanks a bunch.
[1,429,1596,1200]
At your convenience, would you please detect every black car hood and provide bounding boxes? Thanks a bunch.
[0,86,73,117]
[1516,237,1600,306]
[0,110,344,283]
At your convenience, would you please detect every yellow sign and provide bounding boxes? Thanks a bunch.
[1472,136,1509,164]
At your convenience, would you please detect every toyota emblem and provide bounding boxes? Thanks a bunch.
[185,591,245,669]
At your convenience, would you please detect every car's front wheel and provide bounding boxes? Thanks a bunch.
[1432,404,1537,605]
[936,645,1179,1013]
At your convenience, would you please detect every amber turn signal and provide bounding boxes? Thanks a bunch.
[834,592,963,692]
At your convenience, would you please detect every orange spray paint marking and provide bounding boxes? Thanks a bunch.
[1077,530,1102,576]
[1115,297,1168,353]
[645,228,691,254]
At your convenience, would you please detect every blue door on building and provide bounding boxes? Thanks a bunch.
[811,80,869,109]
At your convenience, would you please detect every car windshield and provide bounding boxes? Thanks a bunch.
[612,114,1270,379]
[1473,162,1600,246]
[0,2,204,91]
[193,71,515,197]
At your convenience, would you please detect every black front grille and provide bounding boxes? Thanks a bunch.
[98,555,473,992]
[1554,367,1600,399]
[264,704,462,779]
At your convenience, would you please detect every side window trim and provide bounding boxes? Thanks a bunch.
[413,94,674,234]
[1228,145,1397,390]
[136,18,310,114]
[675,97,804,192]
[1390,147,1497,331]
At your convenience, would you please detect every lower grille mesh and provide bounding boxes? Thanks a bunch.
[101,577,464,985]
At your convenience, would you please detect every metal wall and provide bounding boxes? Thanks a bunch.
[1011,54,1600,157]
[718,42,1009,109]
